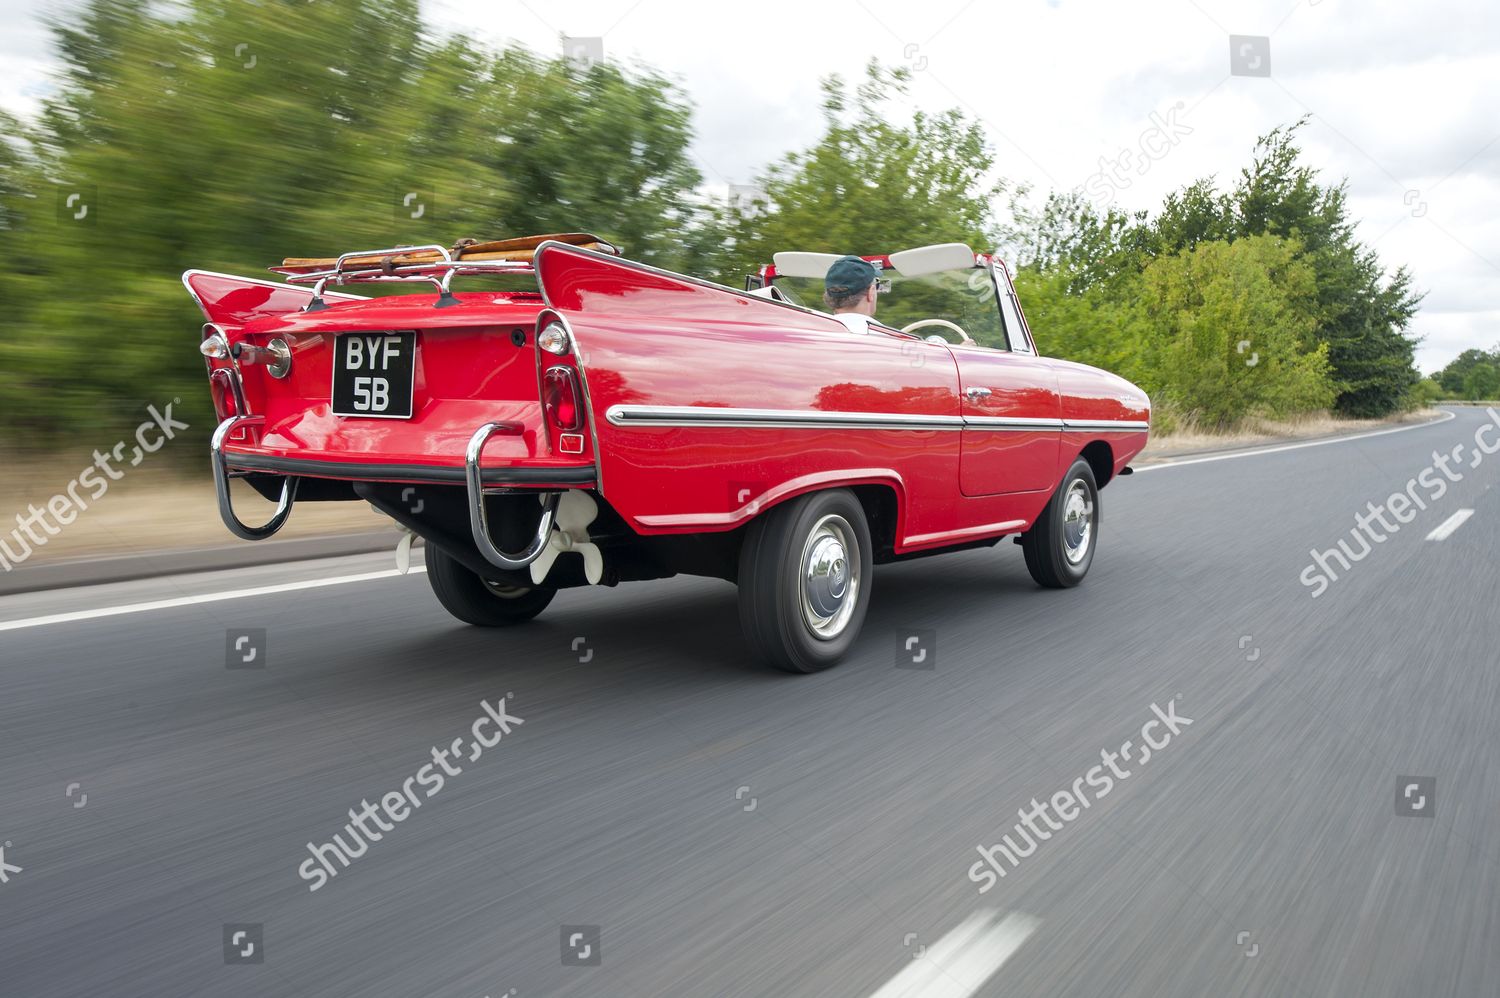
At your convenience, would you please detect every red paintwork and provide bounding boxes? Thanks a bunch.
[184,244,1149,553]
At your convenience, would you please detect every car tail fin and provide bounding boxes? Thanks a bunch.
[181,269,366,329]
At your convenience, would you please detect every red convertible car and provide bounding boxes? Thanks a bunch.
[183,234,1150,672]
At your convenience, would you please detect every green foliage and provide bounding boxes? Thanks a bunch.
[1137,236,1334,429]
[0,0,702,442]
[1410,377,1445,407]
[706,63,1001,284]
[1433,346,1500,399]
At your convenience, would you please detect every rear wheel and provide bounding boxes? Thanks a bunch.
[425,543,556,626]
[738,489,873,673]
[1021,457,1099,588]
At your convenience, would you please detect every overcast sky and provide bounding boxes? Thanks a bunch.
[3,0,1495,371]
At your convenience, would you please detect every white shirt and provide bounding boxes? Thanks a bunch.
[831,312,873,335]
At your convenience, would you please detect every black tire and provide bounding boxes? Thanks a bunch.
[1021,457,1099,589]
[425,543,556,626]
[738,489,873,673]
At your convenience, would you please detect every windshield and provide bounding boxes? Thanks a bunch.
[772,266,1008,348]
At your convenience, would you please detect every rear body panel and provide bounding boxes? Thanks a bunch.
[187,273,592,485]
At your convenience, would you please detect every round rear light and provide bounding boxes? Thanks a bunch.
[538,322,570,356]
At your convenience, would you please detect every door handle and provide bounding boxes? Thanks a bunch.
[964,387,993,400]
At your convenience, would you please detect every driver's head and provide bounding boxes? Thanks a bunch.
[824,256,879,316]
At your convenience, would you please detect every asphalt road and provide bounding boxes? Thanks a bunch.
[2,405,1497,998]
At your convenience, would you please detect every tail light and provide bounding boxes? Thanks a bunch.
[543,366,582,430]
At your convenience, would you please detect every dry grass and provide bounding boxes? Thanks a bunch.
[1138,408,1442,460]
[0,453,391,567]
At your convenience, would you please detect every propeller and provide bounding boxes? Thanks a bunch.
[530,491,603,585]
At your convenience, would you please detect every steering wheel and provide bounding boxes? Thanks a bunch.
[901,318,975,346]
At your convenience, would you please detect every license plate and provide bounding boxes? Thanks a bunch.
[331,331,416,419]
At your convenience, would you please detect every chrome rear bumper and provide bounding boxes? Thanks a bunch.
[209,415,566,571]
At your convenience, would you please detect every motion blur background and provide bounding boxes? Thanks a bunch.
[0,0,1497,448]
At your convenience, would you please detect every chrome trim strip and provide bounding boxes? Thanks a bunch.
[605,405,1147,432]
[1062,419,1151,431]
[606,405,964,431]
[964,415,1065,430]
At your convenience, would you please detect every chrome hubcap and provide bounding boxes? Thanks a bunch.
[1061,481,1094,565]
[800,514,859,640]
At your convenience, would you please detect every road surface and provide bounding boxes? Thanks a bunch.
[1,406,1496,997]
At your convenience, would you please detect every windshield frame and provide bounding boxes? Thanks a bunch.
[761,252,1031,353]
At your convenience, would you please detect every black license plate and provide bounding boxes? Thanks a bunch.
[331,331,416,419]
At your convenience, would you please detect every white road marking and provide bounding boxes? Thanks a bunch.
[1132,409,1456,473]
[1426,509,1475,542]
[867,910,1039,998]
[0,566,427,633]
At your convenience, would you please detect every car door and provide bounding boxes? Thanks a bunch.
[951,345,1061,496]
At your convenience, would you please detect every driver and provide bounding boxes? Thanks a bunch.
[823,255,883,335]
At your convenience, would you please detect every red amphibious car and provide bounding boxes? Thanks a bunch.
[184,234,1150,671]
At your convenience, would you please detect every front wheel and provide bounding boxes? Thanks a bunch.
[425,543,556,626]
[1021,457,1099,588]
[738,489,873,673]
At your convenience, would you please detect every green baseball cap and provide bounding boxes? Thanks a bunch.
[824,255,879,295]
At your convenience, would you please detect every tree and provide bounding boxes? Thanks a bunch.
[0,0,705,442]
[1137,235,1335,429]
[708,63,1001,284]
[1434,347,1500,396]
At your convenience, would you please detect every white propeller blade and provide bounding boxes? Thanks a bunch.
[529,492,603,585]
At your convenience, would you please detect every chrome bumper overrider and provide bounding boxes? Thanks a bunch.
[211,415,298,540]
[211,417,563,572]
[465,422,558,572]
